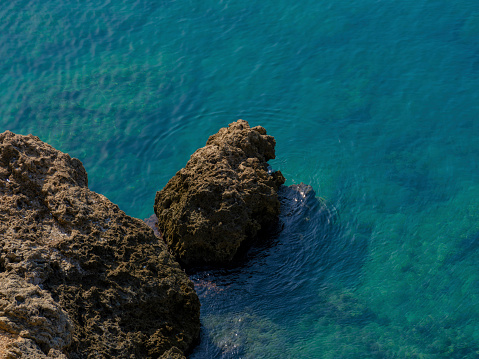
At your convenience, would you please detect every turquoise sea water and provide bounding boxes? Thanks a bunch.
[2,0,479,357]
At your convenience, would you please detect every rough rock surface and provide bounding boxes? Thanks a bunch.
[0,131,200,358]
[0,272,72,358]
[154,120,285,267]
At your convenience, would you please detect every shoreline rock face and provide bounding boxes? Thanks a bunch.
[0,131,200,358]
[154,120,285,267]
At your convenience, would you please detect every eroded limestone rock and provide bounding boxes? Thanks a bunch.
[0,131,200,358]
[154,120,285,267]
[0,273,72,355]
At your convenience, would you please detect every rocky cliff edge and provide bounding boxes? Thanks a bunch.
[0,131,200,359]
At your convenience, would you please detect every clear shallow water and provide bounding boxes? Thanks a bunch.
[2,0,479,357]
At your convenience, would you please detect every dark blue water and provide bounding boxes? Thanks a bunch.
[2,0,479,357]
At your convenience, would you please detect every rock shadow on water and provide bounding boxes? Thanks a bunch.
[188,183,371,358]
[184,182,341,272]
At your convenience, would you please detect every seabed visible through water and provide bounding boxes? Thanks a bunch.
[2,0,479,357]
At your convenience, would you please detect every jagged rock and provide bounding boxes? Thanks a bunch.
[0,131,200,358]
[0,272,72,355]
[4,337,68,359]
[159,346,186,359]
[154,120,285,267]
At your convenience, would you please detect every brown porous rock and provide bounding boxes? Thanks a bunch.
[154,120,285,267]
[0,131,200,359]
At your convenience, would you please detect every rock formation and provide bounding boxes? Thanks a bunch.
[154,120,285,267]
[0,131,200,359]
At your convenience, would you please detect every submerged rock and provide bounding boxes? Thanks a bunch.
[0,131,200,358]
[154,120,285,267]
